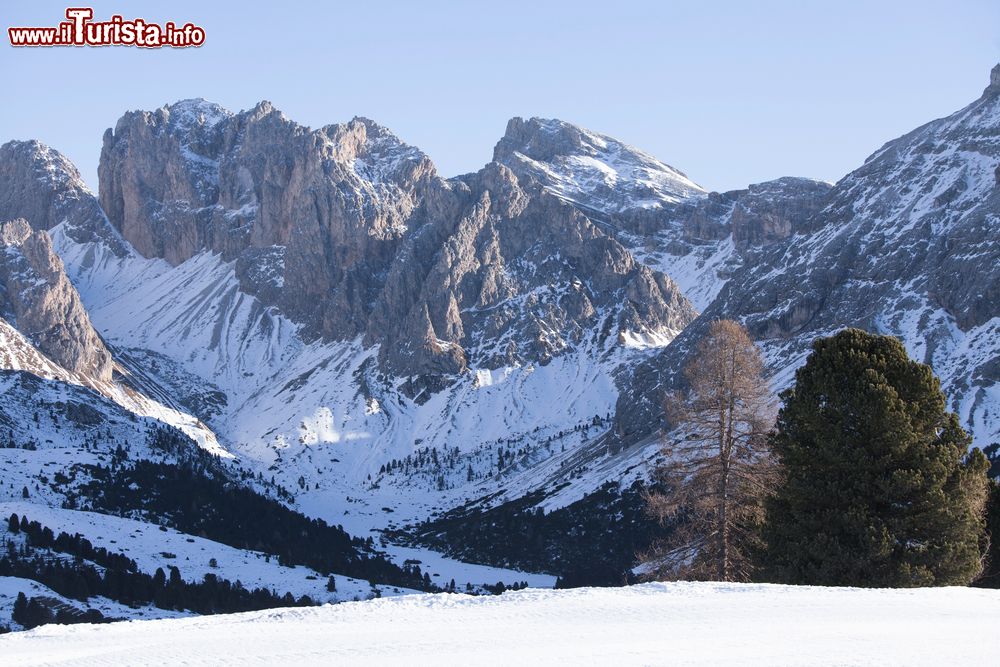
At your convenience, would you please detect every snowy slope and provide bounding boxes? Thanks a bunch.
[0,577,186,630]
[615,70,1000,451]
[494,117,706,213]
[0,503,403,606]
[710,76,1000,445]
[2,582,998,666]
[493,119,832,311]
[51,222,664,529]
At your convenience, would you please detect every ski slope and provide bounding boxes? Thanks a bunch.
[2,582,998,666]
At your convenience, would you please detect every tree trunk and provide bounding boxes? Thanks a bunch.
[718,406,729,581]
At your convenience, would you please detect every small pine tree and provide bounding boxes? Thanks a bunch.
[12,592,27,625]
[326,575,336,592]
[763,329,990,587]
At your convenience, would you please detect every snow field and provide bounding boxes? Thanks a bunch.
[2,581,998,666]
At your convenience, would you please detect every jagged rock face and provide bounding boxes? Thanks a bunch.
[0,219,113,381]
[98,102,697,389]
[493,117,830,246]
[99,99,438,338]
[0,141,127,254]
[705,177,833,250]
[615,68,1000,447]
[491,117,833,310]
[372,163,695,385]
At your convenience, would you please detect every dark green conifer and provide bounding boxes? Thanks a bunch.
[763,329,989,586]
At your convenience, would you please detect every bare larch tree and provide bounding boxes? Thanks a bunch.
[642,319,777,582]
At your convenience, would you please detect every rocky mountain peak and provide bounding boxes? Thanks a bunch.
[493,117,704,215]
[0,139,88,193]
[0,140,127,256]
[321,116,431,184]
[988,63,1000,93]
[493,118,705,237]
[614,71,1000,450]
[98,99,435,272]
[0,218,113,382]
[495,117,599,163]
[163,98,233,132]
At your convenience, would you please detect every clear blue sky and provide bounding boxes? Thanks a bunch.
[2,0,998,193]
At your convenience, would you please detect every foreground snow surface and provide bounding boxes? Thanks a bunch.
[2,582,998,666]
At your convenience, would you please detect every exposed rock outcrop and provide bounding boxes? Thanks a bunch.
[0,218,113,381]
[0,140,127,254]
[99,100,440,341]
[98,101,698,393]
[492,117,833,309]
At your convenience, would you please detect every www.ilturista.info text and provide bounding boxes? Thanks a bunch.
[8,8,205,48]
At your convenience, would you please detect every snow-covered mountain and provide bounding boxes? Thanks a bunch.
[616,65,1000,451]
[41,98,700,528]
[0,64,997,616]
[493,116,833,309]
[0,100,696,623]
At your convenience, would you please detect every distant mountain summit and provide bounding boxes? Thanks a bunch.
[616,63,1000,449]
[494,116,705,214]
[96,100,696,388]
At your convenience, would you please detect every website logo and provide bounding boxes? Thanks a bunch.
[8,7,205,48]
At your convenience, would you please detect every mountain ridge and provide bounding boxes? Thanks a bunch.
[0,64,996,604]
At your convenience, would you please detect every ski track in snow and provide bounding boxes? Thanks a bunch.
[2,582,998,666]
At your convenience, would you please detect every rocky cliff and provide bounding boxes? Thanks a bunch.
[0,140,127,254]
[0,218,113,382]
[97,100,697,391]
[492,117,833,309]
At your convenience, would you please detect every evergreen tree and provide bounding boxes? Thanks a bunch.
[977,445,1000,588]
[12,592,27,624]
[763,329,989,587]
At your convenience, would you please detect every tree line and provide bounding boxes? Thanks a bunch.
[2,514,316,630]
[77,457,433,591]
